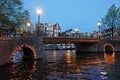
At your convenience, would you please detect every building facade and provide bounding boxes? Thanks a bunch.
[37,22,61,37]
[53,23,61,37]
[44,22,53,37]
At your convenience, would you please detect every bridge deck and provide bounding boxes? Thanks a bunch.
[43,37,100,44]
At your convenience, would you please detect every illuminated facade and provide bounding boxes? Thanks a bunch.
[44,22,53,37]
[42,22,61,37]
[53,22,61,37]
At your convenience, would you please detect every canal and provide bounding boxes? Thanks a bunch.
[0,50,120,80]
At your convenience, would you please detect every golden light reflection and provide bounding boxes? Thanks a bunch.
[104,52,115,64]
[53,50,57,61]
[11,60,36,80]
[66,50,72,63]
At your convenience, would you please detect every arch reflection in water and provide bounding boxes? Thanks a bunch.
[11,60,36,80]
[104,52,115,64]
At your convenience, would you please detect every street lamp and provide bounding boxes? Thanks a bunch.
[26,22,31,36]
[36,8,42,36]
[27,22,31,28]
[97,21,101,39]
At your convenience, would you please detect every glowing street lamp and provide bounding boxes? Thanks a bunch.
[26,22,31,36]
[27,22,31,28]
[26,22,31,31]
[97,21,101,39]
[36,8,42,36]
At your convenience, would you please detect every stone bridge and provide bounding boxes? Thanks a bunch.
[0,37,43,65]
[43,37,120,53]
[0,37,120,66]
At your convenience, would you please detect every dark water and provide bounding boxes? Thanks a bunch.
[0,50,120,80]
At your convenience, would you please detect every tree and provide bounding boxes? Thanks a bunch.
[101,4,120,39]
[0,0,30,36]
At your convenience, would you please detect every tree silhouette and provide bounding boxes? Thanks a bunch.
[101,4,120,39]
[0,0,30,36]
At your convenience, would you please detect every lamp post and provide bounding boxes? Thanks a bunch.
[36,8,42,36]
[75,28,79,37]
[97,21,101,39]
[26,22,31,36]
[27,22,31,28]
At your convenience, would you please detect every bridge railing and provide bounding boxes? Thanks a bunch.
[0,36,38,41]
[43,34,99,39]
[0,33,119,41]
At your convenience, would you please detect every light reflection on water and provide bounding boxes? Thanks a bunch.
[0,50,120,80]
[104,52,115,65]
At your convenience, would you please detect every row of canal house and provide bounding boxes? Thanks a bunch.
[38,22,120,40]
[62,29,98,39]
[37,22,61,37]
[37,22,99,39]
[0,22,61,37]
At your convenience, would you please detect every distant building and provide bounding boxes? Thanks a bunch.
[36,22,61,37]
[53,23,61,37]
[62,29,74,37]
[44,22,53,37]
[101,28,119,40]
[63,28,81,37]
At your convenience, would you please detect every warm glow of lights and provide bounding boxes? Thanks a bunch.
[103,43,114,52]
[66,50,72,63]
[11,60,37,80]
[104,52,115,64]
[11,45,22,62]
[53,50,57,61]
[11,45,37,62]
[26,22,31,27]
[36,8,42,15]
[25,45,37,59]
[97,21,101,26]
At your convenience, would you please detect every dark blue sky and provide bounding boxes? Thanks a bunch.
[23,0,119,32]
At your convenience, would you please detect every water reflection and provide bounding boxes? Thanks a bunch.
[0,60,36,80]
[52,50,57,61]
[66,50,72,63]
[1,50,120,80]
[11,60,36,80]
[104,52,115,64]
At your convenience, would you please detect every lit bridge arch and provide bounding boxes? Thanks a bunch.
[11,45,37,62]
[0,37,43,65]
[103,43,115,52]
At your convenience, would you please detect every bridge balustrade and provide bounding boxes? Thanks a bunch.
[43,34,98,39]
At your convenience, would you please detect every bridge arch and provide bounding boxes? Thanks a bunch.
[103,43,115,53]
[11,45,37,63]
